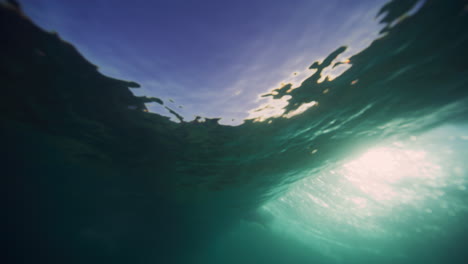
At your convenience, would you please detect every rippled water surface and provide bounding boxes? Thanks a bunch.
[2,0,468,263]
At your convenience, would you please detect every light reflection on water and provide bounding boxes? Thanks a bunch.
[263,125,468,256]
[342,146,441,206]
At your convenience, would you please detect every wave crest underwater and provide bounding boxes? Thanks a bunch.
[2,0,468,263]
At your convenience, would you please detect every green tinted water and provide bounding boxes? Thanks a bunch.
[2,0,468,263]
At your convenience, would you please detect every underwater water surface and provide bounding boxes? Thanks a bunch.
[2,0,468,263]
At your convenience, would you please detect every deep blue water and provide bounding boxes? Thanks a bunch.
[2,0,468,263]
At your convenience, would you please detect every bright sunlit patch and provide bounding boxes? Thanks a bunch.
[282,101,318,119]
[342,146,439,203]
[247,96,290,122]
[263,125,468,257]
[344,147,430,182]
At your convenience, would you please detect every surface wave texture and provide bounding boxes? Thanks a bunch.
[2,0,468,263]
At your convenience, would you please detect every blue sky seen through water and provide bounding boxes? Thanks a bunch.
[20,0,391,124]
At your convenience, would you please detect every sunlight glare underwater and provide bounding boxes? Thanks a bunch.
[263,125,468,256]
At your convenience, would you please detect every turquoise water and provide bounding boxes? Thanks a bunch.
[2,0,468,263]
